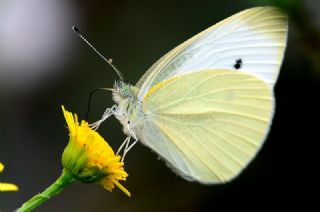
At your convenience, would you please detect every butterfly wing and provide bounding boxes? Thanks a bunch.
[137,7,287,100]
[140,70,273,183]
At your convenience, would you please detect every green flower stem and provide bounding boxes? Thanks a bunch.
[17,169,75,212]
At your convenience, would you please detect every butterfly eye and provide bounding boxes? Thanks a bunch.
[120,85,132,98]
[122,89,128,96]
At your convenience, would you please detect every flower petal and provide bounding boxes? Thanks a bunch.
[0,162,4,173]
[0,183,19,192]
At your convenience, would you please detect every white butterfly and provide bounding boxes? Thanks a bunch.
[85,7,288,184]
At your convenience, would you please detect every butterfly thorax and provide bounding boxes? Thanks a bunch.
[112,81,143,138]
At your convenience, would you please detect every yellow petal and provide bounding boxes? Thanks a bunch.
[0,183,19,192]
[111,179,131,197]
[0,162,4,173]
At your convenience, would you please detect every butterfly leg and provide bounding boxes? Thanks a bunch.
[124,138,138,156]
[90,105,118,130]
[121,137,139,162]
[116,136,130,156]
[117,123,139,161]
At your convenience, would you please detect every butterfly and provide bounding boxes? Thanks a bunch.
[79,6,288,184]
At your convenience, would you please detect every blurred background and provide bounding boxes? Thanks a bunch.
[0,0,319,211]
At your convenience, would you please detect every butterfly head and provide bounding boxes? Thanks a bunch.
[112,80,140,104]
[111,80,141,138]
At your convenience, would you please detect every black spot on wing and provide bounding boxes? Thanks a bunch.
[233,58,243,70]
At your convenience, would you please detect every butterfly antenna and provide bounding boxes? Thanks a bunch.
[72,26,124,81]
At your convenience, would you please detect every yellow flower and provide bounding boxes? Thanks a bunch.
[0,162,19,192]
[61,106,130,196]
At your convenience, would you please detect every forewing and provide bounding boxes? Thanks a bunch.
[141,70,273,183]
[137,7,287,100]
